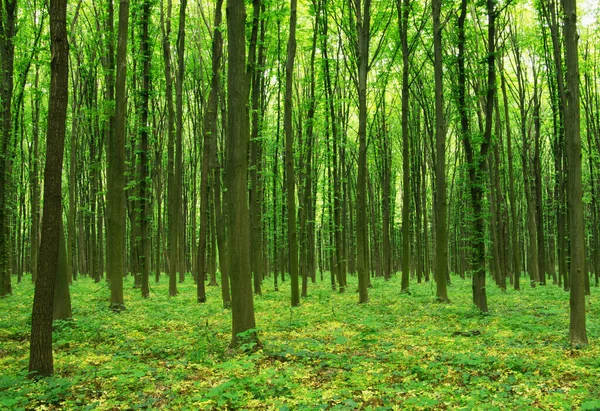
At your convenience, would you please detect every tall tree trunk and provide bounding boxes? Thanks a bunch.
[299,7,319,298]
[355,0,371,303]
[137,0,152,299]
[398,0,410,294]
[31,65,41,282]
[500,66,521,290]
[249,0,264,296]
[0,0,17,297]
[562,0,587,346]
[285,0,300,307]
[28,0,68,376]
[162,0,179,296]
[457,0,492,312]
[226,0,258,347]
[321,0,345,292]
[541,0,568,290]
[532,64,546,286]
[214,61,230,307]
[432,0,449,302]
[107,0,129,310]
[381,96,392,281]
[198,0,223,304]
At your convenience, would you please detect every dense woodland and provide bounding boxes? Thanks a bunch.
[0,0,598,384]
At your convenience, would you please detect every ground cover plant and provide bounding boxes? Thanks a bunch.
[1,275,599,410]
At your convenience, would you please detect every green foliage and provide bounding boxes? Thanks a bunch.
[0,275,598,410]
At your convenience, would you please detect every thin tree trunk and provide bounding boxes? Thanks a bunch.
[285,0,300,307]
[198,0,223,304]
[249,0,264,296]
[162,0,179,296]
[433,0,448,301]
[500,66,521,290]
[31,65,41,281]
[355,0,371,303]
[0,0,17,296]
[107,0,129,310]
[137,0,152,299]
[398,0,410,294]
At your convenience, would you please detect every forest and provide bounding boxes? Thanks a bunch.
[0,0,599,408]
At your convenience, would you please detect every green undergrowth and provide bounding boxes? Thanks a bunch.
[1,273,599,410]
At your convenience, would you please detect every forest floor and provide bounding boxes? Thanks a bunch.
[1,273,599,410]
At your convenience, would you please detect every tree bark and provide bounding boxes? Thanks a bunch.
[432,0,449,302]
[162,0,179,296]
[0,0,17,297]
[398,0,410,294]
[561,0,588,345]
[107,0,129,310]
[226,0,258,346]
[355,0,371,303]
[285,0,300,307]
[53,221,72,320]
[29,0,69,376]
[137,0,152,299]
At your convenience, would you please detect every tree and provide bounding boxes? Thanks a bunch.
[249,0,265,297]
[226,0,258,346]
[28,0,69,376]
[209,0,229,308]
[163,0,179,296]
[499,61,521,290]
[353,0,372,304]
[137,0,152,299]
[0,0,17,297]
[107,0,129,311]
[398,0,410,294]
[285,0,300,307]
[456,0,497,312]
[198,0,222,304]
[561,0,587,346]
[432,0,449,302]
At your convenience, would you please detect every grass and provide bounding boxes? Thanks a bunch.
[0,273,599,410]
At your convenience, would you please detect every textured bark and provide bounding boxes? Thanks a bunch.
[285,0,300,307]
[355,0,371,304]
[249,0,264,296]
[214,68,230,307]
[321,1,345,292]
[137,0,152,299]
[299,8,319,297]
[532,66,546,285]
[226,0,258,346]
[163,0,178,296]
[53,221,72,321]
[29,0,68,376]
[31,66,41,282]
[107,0,128,310]
[561,0,587,346]
[432,0,448,302]
[0,0,17,296]
[398,0,410,294]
